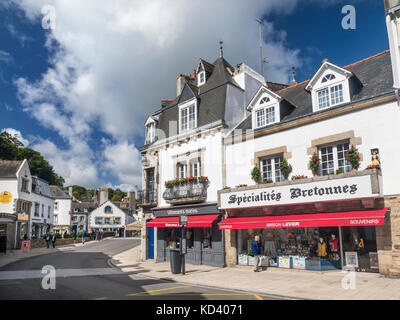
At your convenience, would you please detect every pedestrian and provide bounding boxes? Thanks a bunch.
[23,233,28,241]
[95,229,99,241]
[82,230,85,244]
[251,234,261,272]
[45,232,51,249]
[72,230,77,243]
[51,233,57,248]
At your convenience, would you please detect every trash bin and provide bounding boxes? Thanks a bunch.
[0,236,7,254]
[170,249,182,274]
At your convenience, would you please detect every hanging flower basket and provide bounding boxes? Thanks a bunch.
[366,164,380,170]
[309,153,320,175]
[251,166,261,183]
[345,145,361,170]
[280,159,292,179]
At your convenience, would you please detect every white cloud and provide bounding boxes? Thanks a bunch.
[1,128,29,146]
[11,0,310,188]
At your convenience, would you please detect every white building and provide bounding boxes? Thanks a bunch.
[88,188,136,237]
[0,160,55,250]
[50,185,72,235]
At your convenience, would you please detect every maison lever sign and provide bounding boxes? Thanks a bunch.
[219,175,379,209]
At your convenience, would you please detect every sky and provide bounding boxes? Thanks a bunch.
[0,0,389,191]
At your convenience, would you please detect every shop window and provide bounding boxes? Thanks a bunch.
[114,217,121,225]
[203,227,212,249]
[260,155,284,182]
[105,217,111,225]
[319,142,352,175]
[95,217,103,225]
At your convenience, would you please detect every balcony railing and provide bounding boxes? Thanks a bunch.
[137,190,157,207]
[163,181,209,205]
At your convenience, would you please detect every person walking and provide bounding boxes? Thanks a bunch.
[72,230,77,243]
[251,235,261,272]
[51,233,57,248]
[81,230,85,244]
[45,232,51,249]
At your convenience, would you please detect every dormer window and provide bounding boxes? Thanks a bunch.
[260,97,270,104]
[307,61,352,113]
[198,71,206,86]
[179,100,197,133]
[255,105,276,128]
[146,123,155,144]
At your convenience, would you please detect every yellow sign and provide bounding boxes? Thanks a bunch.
[0,191,12,204]
[18,214,29,221]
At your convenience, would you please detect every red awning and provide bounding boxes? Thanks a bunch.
[147,214,220,228]
[218,208,388,230]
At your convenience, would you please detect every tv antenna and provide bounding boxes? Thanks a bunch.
[256,18,268,78]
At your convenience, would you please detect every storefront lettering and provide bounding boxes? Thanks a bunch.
[290,184,358,199]
[228,190,282,206]
[350,219,379,225]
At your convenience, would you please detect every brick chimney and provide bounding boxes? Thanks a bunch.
[99,187,108,205]
[176,74,186,97]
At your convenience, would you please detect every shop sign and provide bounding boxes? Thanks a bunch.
[17,214,29,221]
[153,203,220,217]
[292,256,306,269]
[220,175,378,209]
[0,191,12,204]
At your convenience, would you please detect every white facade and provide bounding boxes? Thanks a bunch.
[53,197,72,233]
[89,201,127,232]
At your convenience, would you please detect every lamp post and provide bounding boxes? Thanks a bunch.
[179,215,188,275]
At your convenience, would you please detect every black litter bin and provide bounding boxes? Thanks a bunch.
[0,236,7,254]
[170,249,182,274]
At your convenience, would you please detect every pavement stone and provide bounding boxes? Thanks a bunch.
[111,245,400,300]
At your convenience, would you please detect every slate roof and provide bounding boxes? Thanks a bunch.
[237,50,394,131]
[71,201,97,213]
[0,160,23,178]
[32,176,52,198]
[49,185,72,199]
[147,57,242,142]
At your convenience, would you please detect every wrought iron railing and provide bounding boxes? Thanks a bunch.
[137,190,156,204]
[162,181,208,201]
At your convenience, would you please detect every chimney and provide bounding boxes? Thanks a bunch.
[99,187,108,205]
[128,190,136,211]
[69,186,73,197]
[176,74,186,97]
[385,0,400,96]
[193,69,196,78]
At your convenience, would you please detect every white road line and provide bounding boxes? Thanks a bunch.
[0,268,123,280]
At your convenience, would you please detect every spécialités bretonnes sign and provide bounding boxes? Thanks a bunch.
[219,175,378,209]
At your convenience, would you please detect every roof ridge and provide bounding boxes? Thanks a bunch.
[276,49,390,94]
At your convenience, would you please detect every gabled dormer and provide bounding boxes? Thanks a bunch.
[306,60,353,112]
[145,115,158,145]
[247,86,295,130]
[196,59,214,87]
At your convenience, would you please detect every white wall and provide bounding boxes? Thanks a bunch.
[89,201,126,229]
[225,101,400,196]
[54,198,72,226]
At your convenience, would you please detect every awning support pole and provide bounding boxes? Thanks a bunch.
[339,226,345,269]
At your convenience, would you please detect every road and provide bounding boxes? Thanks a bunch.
[0,238,285,300]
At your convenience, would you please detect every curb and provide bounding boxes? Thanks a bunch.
[108,257,310,300]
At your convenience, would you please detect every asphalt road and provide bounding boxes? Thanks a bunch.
[0,238,285,300]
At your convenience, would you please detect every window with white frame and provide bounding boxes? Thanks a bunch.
[178,163,187,179]
[95,217,103,225]
[317,83,344,110]
[260,155,284,182]
[54,202,59,210]
[146,123,155,144]
[180,103,196,132]
[192,161,201,177]
[198,71,206,86]
[255,106,276,128]
[319,142,352,176]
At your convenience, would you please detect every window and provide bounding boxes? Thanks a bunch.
[41,204,44,217]
[180,103,196,132]
[54,215,58,224]
[198,71,206,86]
[319,142,352,176]
[114,217,121,225]
[322,74,336,83]
[54,202,59,210]
[146,123,155,144]
[104,206,112,213]
[317,84,344,110]
[104,217,111,225]
[192,161,201,177]
[21,178,29,193]
[74,208,79,213]
[260,97,270,104]
[255,106,276,128]
[203,227,212,249]
[34,203,40,217]
[186,228,194,249]
[48,206,51,218]
[260,155,284,182]
[95,217,103,225]
[178,163,187,179]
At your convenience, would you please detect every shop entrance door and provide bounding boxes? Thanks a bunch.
[148,227,154,259]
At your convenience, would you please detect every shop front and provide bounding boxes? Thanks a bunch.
[148,203,225,267]
[218,170,392,273]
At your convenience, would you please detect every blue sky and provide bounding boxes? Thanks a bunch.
[0,0,389,191]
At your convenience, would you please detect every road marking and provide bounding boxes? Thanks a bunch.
[0,268,123,280]
[131,293,264,300]
[126,285,191,296]
[254,294,264,300]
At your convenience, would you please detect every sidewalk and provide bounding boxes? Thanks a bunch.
[0,241,92,268]
[111,246,400,300]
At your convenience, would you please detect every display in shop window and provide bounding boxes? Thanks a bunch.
[345,251,359,268]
